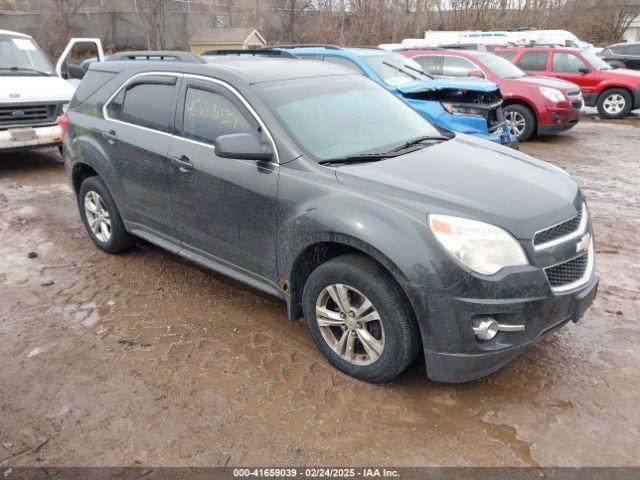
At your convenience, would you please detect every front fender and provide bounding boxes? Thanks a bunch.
[278,186,466,291]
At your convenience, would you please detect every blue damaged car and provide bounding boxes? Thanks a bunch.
[270,45,517,147]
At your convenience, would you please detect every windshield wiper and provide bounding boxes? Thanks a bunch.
[319,152,393,166]
[382,61,420,81]
[389,135,450,153]
[403,63,434,79]
[0,67,51,76]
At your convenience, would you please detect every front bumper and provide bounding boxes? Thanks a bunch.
[0,124,62,152]
[538,105,580,135]
[633,88,640,110]
[409,265,598,383]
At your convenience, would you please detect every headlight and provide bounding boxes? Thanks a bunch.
[539,87,565,103]
[441,102,486,116]
[428,215,528,275]
[61,102,70,113]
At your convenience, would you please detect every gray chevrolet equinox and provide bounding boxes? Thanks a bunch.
[63,52,598,383]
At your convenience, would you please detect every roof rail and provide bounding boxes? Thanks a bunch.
[202,49,297,58]
[517,43,564,48]
[106,51,205,63]
[266,44,342,50]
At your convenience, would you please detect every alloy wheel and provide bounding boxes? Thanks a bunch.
[315,284,385,366]
[505,110,527,137]
[84,190,111,243]
[603,94,626,115]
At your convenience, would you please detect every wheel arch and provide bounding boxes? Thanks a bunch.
[502,98,539,123]
[286,236,415,323]
[71,162,100,194]
[597,85,634,103]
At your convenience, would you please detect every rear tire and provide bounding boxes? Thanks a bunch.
[504,104,536,141]
[302,254,420,383]
[78,176,135,254]
[597,88,632,119]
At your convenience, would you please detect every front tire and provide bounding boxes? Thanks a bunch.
[597,88,632,119]
[302,254,420,383]
[78,176,135,253]
[504,104,535,141]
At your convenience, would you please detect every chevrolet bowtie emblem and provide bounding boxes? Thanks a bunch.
[577,233,591,253]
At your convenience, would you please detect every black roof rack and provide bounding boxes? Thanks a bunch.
[266,44,342,50]
[437,43,490,51]
[106,51,205,63]
[518,43,564,48]
[201,49,297,58]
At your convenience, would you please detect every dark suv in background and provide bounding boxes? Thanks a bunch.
[599,42,640,70]
[63,52,598,383]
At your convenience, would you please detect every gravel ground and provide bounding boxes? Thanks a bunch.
[0,117,639,467]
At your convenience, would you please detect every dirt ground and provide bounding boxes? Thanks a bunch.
[1,117,639,468]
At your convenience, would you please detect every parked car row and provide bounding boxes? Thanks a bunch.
[494,45,640,119]
[400,48,583,141]
[4,26,639,157]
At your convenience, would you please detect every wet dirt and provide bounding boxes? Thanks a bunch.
[1,119,639,467]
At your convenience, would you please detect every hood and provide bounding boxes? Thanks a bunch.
[604,68,640,81]
[515,75,581,92]
[396,77,499,95]
[334,135,581,240]
[0,76,75,103]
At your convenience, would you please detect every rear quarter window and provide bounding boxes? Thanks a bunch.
[71,70,117,107]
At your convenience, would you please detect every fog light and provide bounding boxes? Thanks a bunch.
[473,317,499,341]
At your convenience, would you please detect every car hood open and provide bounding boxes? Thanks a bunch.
[396,77,500,95]
[335,135,581,240]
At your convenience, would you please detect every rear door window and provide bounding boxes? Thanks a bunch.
[515,52,548,71]
[627,45,640,56]
[118,78,176,132]
[182,86,255,145]
[412,55,441,75]
[552,53,589,73]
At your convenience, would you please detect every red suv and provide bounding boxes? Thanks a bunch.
[495,46,640,119]
[401,49,583,141]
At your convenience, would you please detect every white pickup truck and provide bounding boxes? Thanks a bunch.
[0,29,102,153]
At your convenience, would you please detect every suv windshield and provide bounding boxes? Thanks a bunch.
[363,54,432,87]
[477,53,526,79]
[0,34,53,76]
[580,49,612,70]
[254,75,443,161]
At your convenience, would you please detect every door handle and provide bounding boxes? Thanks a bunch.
[170,155,194,173]
[101,129,117,143]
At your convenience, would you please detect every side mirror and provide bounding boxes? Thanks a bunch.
[579,67,590,74]
[467,70,485,78]
[214,133,273,161]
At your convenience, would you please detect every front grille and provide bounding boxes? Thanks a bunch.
[571,100,583,110]
[534,207,583,247]
[545,252,589,288]
[0,103,59,128]
[567,90,581,97]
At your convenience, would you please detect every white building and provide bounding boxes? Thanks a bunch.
[624,16,640,42]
